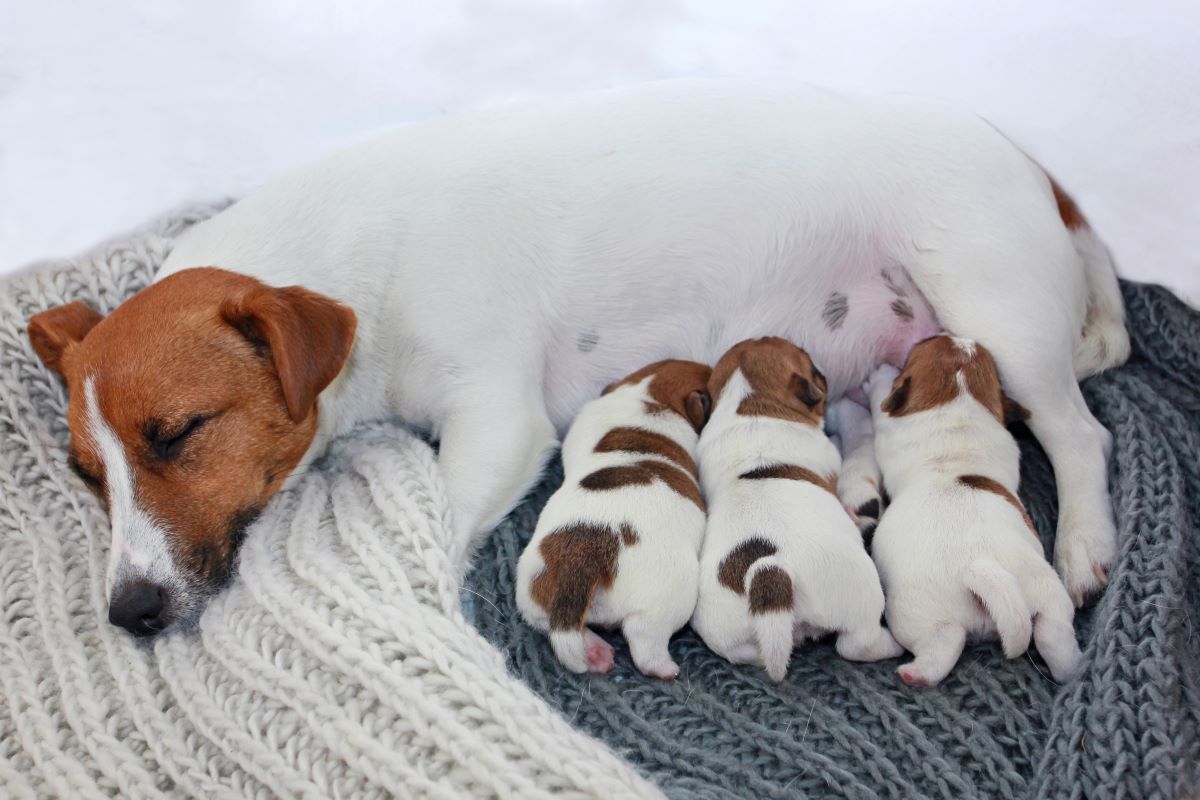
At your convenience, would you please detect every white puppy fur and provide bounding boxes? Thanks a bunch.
[692,339,902,682]
[158,78,1127,602]
[866,337,1084,688]
[515,360,710,679]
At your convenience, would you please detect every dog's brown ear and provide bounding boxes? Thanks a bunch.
[684,388,712,433]
[881,376,911,416]
[222,285,357,422]
[28,301,104,377]
[790,372,824,409]
[1002,393,1031,425]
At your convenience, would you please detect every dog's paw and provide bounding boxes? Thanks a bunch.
[897,664,933,688]
[639,660,680,681]
[839,477,883,537]
[1055,510,1117,607]
[583,631,615,674]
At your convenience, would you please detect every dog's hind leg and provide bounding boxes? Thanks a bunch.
[897,624,966,688]
[1023,567,1085,682]
[623,613,679,680]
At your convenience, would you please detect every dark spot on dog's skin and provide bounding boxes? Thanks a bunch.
[890,299,915,321]
[594,426,698,479]
[739,463,837,496]
[855,498,880,521]
[577,331,600,353]
[718,537,777,593]
[748,566,794,614]
[579,460,705,511]
[881,269,908,297]
[823,292,849,331]
[861,523,876,555]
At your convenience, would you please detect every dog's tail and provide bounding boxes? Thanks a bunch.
[746,557,796,682]
[1044,174,1131,379]
[963,559,1033,658]
[539,546,614,674]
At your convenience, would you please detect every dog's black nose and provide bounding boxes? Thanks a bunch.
[108,580,168,636]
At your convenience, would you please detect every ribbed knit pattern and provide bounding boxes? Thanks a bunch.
[467,282,1200,799]
[0,206,660,799]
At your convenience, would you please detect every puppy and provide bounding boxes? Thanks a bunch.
[516,360,711,679]
[692,338,902,682]
[866,336,1083,688]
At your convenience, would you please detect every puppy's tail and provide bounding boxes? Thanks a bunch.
[963,559,1033,659]
[746,557,796,682]
[550,629,591,673]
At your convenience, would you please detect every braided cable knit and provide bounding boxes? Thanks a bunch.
[0,205,660,799]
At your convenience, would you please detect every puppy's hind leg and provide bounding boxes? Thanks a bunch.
[836,624,905,662]
[623,613,680,681]
[1024,570,1085,683]
[897,624,966,688]
[827,398,884,537]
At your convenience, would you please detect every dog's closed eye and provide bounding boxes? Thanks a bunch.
[144,415,211,462]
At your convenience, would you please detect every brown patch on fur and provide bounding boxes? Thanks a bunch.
[718,537,777,594]
[881,336,1012,425]
[594,426,698,479]
[1048,175,1087,230]
[529,522,623,630]
[890,298,915,321]
[709,337,827,426]
[604,360,713,433]
[959,474,1037,538]
[28,267,357,595]
[620,524,639,546]
[748,566,794,614]
[739,463,837,496]
[579,460,705,511]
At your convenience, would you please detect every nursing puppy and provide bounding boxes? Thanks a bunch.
[866,336,1083,688]
[516,360,711,679]
[692,338,902,682]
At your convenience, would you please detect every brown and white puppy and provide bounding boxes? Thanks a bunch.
[691,338,902,682]
[515,360,711,679]
[866,336,1083,687]
[27,270,356,635]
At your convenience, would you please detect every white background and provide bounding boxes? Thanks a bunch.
[2,1,1197,304]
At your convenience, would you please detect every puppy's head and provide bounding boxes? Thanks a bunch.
[604,359,713,432]
[27,267,356,636]
[881,335,1027,424]
[709,337,827,425]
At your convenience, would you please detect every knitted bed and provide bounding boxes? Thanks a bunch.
[1,207,1197,799]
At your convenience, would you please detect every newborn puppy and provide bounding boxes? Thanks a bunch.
[516,360,712,679]
[866,336,1083,688]
[692,338,902,682]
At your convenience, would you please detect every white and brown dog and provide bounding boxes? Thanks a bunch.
[691,338,902,681]
[515,360,711,679]
[865,336,1084,688]
[26,79,1127,635]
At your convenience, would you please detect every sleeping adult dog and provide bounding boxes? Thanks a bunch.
[27,79,1128,636]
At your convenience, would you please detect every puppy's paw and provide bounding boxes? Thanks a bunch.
[583,630,615,674]
[897,664,934,688]
[639,659,680,681]
[1055,511,1117,607]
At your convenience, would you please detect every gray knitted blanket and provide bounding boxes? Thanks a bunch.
[465,280,1200,800]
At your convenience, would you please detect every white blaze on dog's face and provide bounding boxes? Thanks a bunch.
[27,268,356,636]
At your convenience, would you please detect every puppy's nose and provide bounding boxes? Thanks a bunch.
[108,580,168,636]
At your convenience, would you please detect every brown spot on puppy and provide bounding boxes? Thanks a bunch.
[739,463,838,496]
[594,427,699,479]
[1048,175,1087,230]
[531,522,631,630]
[718,537,777,594]
[709,337,827,426]
[604,359,713,433]
[579,459,705,511]
[958,474,1038,538]
[748,566,794,614]
[881,336,1019,426]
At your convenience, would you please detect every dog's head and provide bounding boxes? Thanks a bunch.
[881,335,1028,424]
[604,359,713,432]
[708,336,827,424]
[27,267,356,636]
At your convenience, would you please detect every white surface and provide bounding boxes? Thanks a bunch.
[1,0,1197,304]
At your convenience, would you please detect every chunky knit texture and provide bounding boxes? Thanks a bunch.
[0,206,660,799]
[467,286,1200,798]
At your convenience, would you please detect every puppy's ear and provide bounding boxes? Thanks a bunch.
[881,376,910,415]
[1002,393,1031,426]
[684,388,712,433]
[222,285,358,422]
[28,301,104,377]
[790,372,824,408]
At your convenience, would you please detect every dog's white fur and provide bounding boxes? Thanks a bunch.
[158,78,1127,601]
[865,353,1083,688]
[515,374,706,679]
[692,366,902,682]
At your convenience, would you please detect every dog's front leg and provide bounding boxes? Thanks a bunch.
[827,397,885,536]
[436,384,558,569]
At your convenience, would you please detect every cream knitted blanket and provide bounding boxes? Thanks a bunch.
[0,206,661,798]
